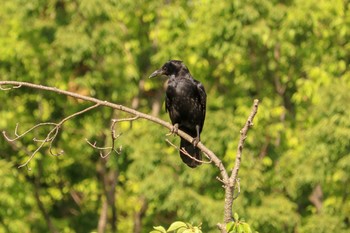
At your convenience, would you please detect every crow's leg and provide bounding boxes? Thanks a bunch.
[192,125,201,146]
[166,123,179,136]
[172,123,179,134]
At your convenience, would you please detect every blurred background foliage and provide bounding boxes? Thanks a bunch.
[0,0,350,232]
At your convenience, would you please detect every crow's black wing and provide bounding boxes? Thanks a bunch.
[165,94,170,113]
[165,83,178,125]
[193,79,207,129]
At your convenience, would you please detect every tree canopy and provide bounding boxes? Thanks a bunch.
[0,0,349,232]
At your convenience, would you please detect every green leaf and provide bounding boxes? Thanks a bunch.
[167,221,188,231]
[182,230,194,233]
[242,223,253,233]
[230,225,238,233]
[226,222,235,232]
[152,226,167,233]
[237,224,244,233]
[234,213,240,221]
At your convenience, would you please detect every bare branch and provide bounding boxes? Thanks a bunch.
[230,99,259,182]
[217,223,227,233]
[86,116,138,158]
[48,129,64,156]
[85,139,122,158]
[216,176,225,184]
[0,84,21,90]
[3,123,56,142]
[221,99,259,225]
[0,81,226,176]
[4,103,101,168]
[112,115,139,123]
[59,103,101,125]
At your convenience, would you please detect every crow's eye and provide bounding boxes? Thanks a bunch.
[163,66,168,71]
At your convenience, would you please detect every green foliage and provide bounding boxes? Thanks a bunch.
[226,213,254,233]
[1,0,350,232]
[151,221,202,233]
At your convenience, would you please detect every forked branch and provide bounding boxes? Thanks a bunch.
[2,103,100,168]
[85,116,139,158]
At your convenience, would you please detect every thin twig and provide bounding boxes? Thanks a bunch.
[15,104,100,168]
[86,116,138,158]
[85,139,122,158]
[2,123,56,142]
[0,84,21,90]
[112,116,139,123]
[165,138,212,164]
[230,99,259,182]
[85,139,113,150]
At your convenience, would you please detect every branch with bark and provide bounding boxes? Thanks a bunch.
[0,80,259,232]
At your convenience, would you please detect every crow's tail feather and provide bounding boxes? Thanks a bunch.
[180,139,202,168]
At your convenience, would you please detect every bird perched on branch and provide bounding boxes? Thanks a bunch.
[149,60,207,168]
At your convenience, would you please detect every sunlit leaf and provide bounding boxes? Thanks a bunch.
[167,221,187,231]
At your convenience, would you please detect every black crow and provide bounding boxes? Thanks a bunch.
[149,60,207,168]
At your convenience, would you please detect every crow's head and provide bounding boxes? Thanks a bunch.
[149,60,190,78]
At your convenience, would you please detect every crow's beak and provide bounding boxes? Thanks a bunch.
[149,69,164,78]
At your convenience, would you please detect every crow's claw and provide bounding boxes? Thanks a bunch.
[166,123,179,136]
[192,136,200,147]
[172,123,179,134]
